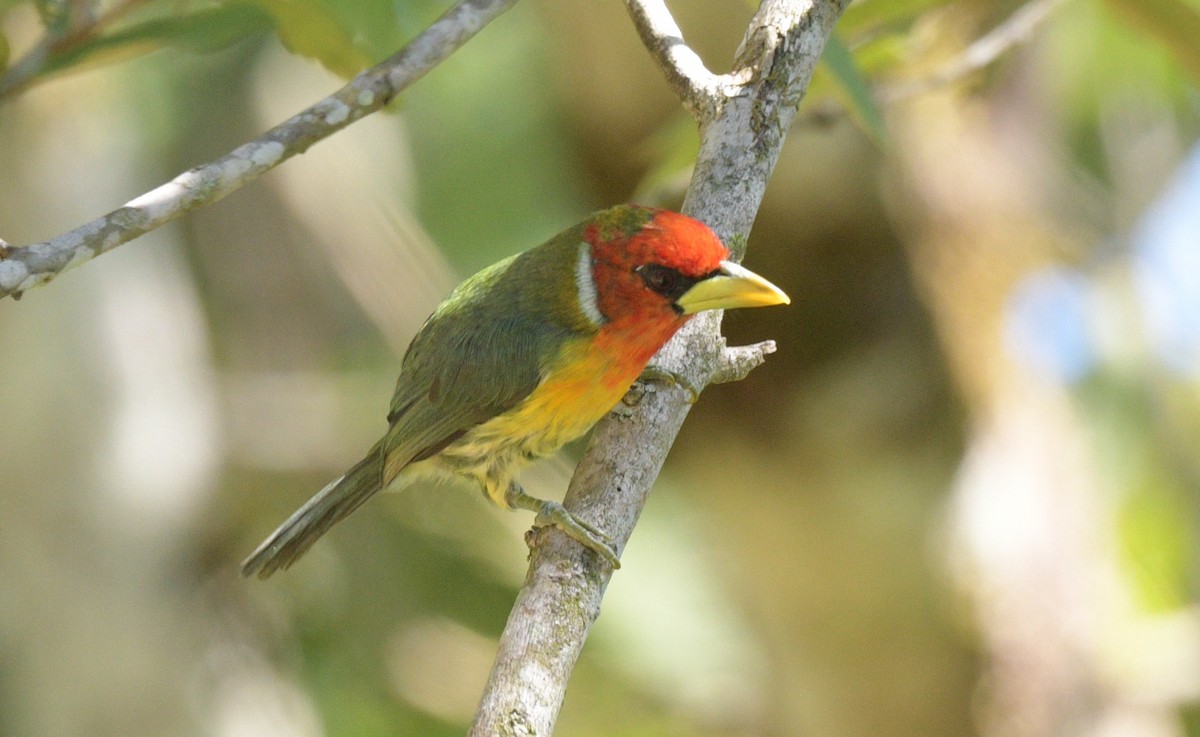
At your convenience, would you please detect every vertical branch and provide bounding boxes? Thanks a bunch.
[468,1,850,735]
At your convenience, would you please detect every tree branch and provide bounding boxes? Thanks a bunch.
[711,340,778,385]
[623,0,723,118]
[469,2,849,734]
[881,0,1064,102]
[791,0,1065,130]
[0,0,518,301]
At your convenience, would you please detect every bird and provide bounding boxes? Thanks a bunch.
[241,204,789,578]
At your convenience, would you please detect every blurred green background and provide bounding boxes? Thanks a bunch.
[1,1,1198,736]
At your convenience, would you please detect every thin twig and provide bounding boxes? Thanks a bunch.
[0,0,518,301]
[0,0,147,102]
[710,340,778,385]
[790,0,1065,131]
[882,0,1064,102]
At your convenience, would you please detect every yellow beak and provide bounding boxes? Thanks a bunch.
[675,260,790,315]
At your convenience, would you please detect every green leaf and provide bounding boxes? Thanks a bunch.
[631,112,699,206]
[1102,0,1200,84]
[35,0,67,31]
[0,32,8,73]
[255,0,373,78]
[840,0,955,34]
[820,34,887,144]
[1117,473,1192,613]
[39,4,274,78]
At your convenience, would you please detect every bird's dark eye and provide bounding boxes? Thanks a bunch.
[636,263,697,303]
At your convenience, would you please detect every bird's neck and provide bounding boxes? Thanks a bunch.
[594,312,690,376]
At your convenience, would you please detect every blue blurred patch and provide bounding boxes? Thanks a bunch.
[1004,267,1096,383]
[1132,145,1200,376]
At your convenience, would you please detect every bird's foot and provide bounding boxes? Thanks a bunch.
[535,500,622,569]
[506,485,621,568]
[628,365,700,405]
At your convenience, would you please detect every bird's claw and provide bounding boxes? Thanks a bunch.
[615,384,644,415]
[535,500,621,568]
[632,365,700,404]
[506,484,621,568]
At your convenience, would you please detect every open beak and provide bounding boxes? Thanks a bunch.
[675,260,790,315]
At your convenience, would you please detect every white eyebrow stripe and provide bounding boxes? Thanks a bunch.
[575,241,605,328]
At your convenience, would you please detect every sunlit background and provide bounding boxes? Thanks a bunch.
[1,0,1198,736]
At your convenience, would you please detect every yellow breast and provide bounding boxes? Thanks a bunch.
[437,338,638,507]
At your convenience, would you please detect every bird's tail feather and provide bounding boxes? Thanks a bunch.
[241,442,384,579]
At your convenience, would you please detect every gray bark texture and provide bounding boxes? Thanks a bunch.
[467,1,851,735]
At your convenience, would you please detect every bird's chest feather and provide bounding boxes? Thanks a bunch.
[436,332,653,502]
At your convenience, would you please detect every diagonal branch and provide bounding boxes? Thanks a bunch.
[0,0,518,301]
[792,0,1065,130]
[469,2,850,735]
[623,0,724,118]
[881,0,1065,102]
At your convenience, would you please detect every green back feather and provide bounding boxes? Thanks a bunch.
[382,220,601,478]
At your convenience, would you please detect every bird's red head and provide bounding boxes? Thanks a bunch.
[576,205,788,369]
[585,206,727,330]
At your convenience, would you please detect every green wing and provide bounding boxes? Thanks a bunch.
[381,235,597,483]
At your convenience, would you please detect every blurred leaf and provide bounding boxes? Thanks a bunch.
[39,4,274,78]
[35,0,66,30]
[0,32,8,72]
[1184,705,1200,737]
[820,34,887,144]
[840,0,955,34]
[1103,0,1200,84]
[1117,473,1191,612]
[256,0,373,78]
[852,30,911,85]
[1045,0,1196,184]
[631,112,699,206]
[322,0,439,61]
